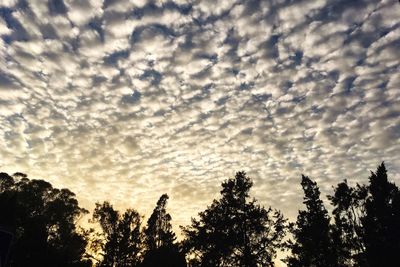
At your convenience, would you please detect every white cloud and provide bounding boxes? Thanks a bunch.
[65,0,104,26]
[0,17,11,35]
[0,0,17,8]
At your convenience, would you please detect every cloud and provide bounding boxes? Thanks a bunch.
[0,0,17,8]
[0,0,399,235]
[0,17,11,35]
[65,0,103,26]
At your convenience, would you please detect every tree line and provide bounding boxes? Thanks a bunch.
[0,162,399,267]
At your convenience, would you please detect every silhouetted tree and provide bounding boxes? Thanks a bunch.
[182,171,287,267]
[286,175,339,267]
[329,180,368,266]
[0,173,16,231]
[92,202,143,267]
[3,162,399,267]
[0,172,90,267]
[144,194,176,250]
[329,162,400,267]
[361,162,400,267]
[142,194,186,267]
[141,245,187,267]
[0,173,16,267]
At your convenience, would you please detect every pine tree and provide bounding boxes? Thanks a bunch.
[286,175,338,267]
[142,194,186,267]
[361,162,400,267]
[144,194,176,250]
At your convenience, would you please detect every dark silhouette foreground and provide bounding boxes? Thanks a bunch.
[0,162,399,267]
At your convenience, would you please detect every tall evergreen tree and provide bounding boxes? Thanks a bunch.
[141,194,186,267]
[144,194,176,250]
[92,202,143,267]
[286,175,339,267]
[182,171,287,267]
[361,162,400,267]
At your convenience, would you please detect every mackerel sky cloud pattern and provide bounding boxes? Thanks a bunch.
[0,0,399,228]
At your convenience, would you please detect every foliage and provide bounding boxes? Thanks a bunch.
[1,162,399,267]
[328,180,368,266]
[0,172,90,267]
[182,171,287,267]
[144,194,176,250]
[142,193,186,267]
[285,175,339,267]
[328,162,400,267]
[140,245,187,267]
[91,202,143,267]
[361,162,400,267]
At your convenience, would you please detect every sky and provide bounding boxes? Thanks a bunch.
[0,0,399,239]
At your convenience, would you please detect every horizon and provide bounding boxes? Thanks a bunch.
[1,162,398,267]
